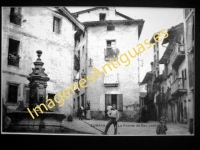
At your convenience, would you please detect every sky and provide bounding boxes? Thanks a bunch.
[66,7,184,84]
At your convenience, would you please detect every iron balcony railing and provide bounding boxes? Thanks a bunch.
[8,53,20,67]
[105,47,119,60]
[170,43,185,68]
[171,78,187,96]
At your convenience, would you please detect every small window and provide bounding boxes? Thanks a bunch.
[99,13,106,21]
[10,7,22,25]
[107,40,116,48]
[8,84,19,103]
[8,38,20,67]
[53,16,61,34]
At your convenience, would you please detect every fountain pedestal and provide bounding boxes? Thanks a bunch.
[6,50,67,133]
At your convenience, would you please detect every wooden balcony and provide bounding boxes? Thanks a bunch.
[8,53,20,67]
[171,78,187,97]
[74,55,80,71]
[105,47,119,60]
[170,43,185,69]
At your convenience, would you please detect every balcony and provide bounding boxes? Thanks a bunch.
[8,53,20,67]
[10,13,22,25]
[170,43,185,69]
[105,47,119,60]
[156,93,165,104]
[189,72,194,88]
[171,78,187,97]
[74,55,80,71]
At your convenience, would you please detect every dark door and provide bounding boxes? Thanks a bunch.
[8,84,18,103]
[111,94,117,108]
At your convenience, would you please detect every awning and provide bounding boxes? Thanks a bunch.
[140,71,154,85]
[104,71,118,87]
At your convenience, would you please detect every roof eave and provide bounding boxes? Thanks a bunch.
[57,7,85,31]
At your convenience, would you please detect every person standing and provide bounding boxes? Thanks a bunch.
[102,104,119,135]
[78,106,83,120]
[156,116,168,135]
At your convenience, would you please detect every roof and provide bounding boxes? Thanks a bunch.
[115,11,133,20]
[55,7,85,31]
[159,23,184,64]
[82,19,145,38]
[140,71,154,85]
[150,31,160,43]
[72,7,109,15]
[71,7,133,20]
[162,23,183,45]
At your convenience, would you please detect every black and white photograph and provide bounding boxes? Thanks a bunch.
[1,6,195,136]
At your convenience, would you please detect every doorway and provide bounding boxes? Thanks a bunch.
[105,94,123,117]
[111,94,117,109]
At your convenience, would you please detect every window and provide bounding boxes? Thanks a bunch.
[107,25,115,31]
[53,16,61,34]
[99,13,106,21]
[105,40,119,59]
[8,38,20,67]
[10,7,22,25]
[8,84,19,103]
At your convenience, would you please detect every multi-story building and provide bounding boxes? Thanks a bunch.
[183,8,194,123]
[71,7,145,120]
[2,7,84,115]
[159,23,189,123]
[140,32,161,121]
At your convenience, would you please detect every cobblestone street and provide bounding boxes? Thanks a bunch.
[61,118,192,136]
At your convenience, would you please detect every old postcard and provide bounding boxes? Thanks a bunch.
[1,6,194,136]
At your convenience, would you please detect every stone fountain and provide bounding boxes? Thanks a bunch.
[6,50,66,133]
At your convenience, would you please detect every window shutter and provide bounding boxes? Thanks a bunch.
[104,48,107,58]
[105,94,111,115]
[111,41,116,48]
[117,94,123,111]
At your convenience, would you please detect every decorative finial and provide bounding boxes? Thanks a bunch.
[36,50,43,58]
